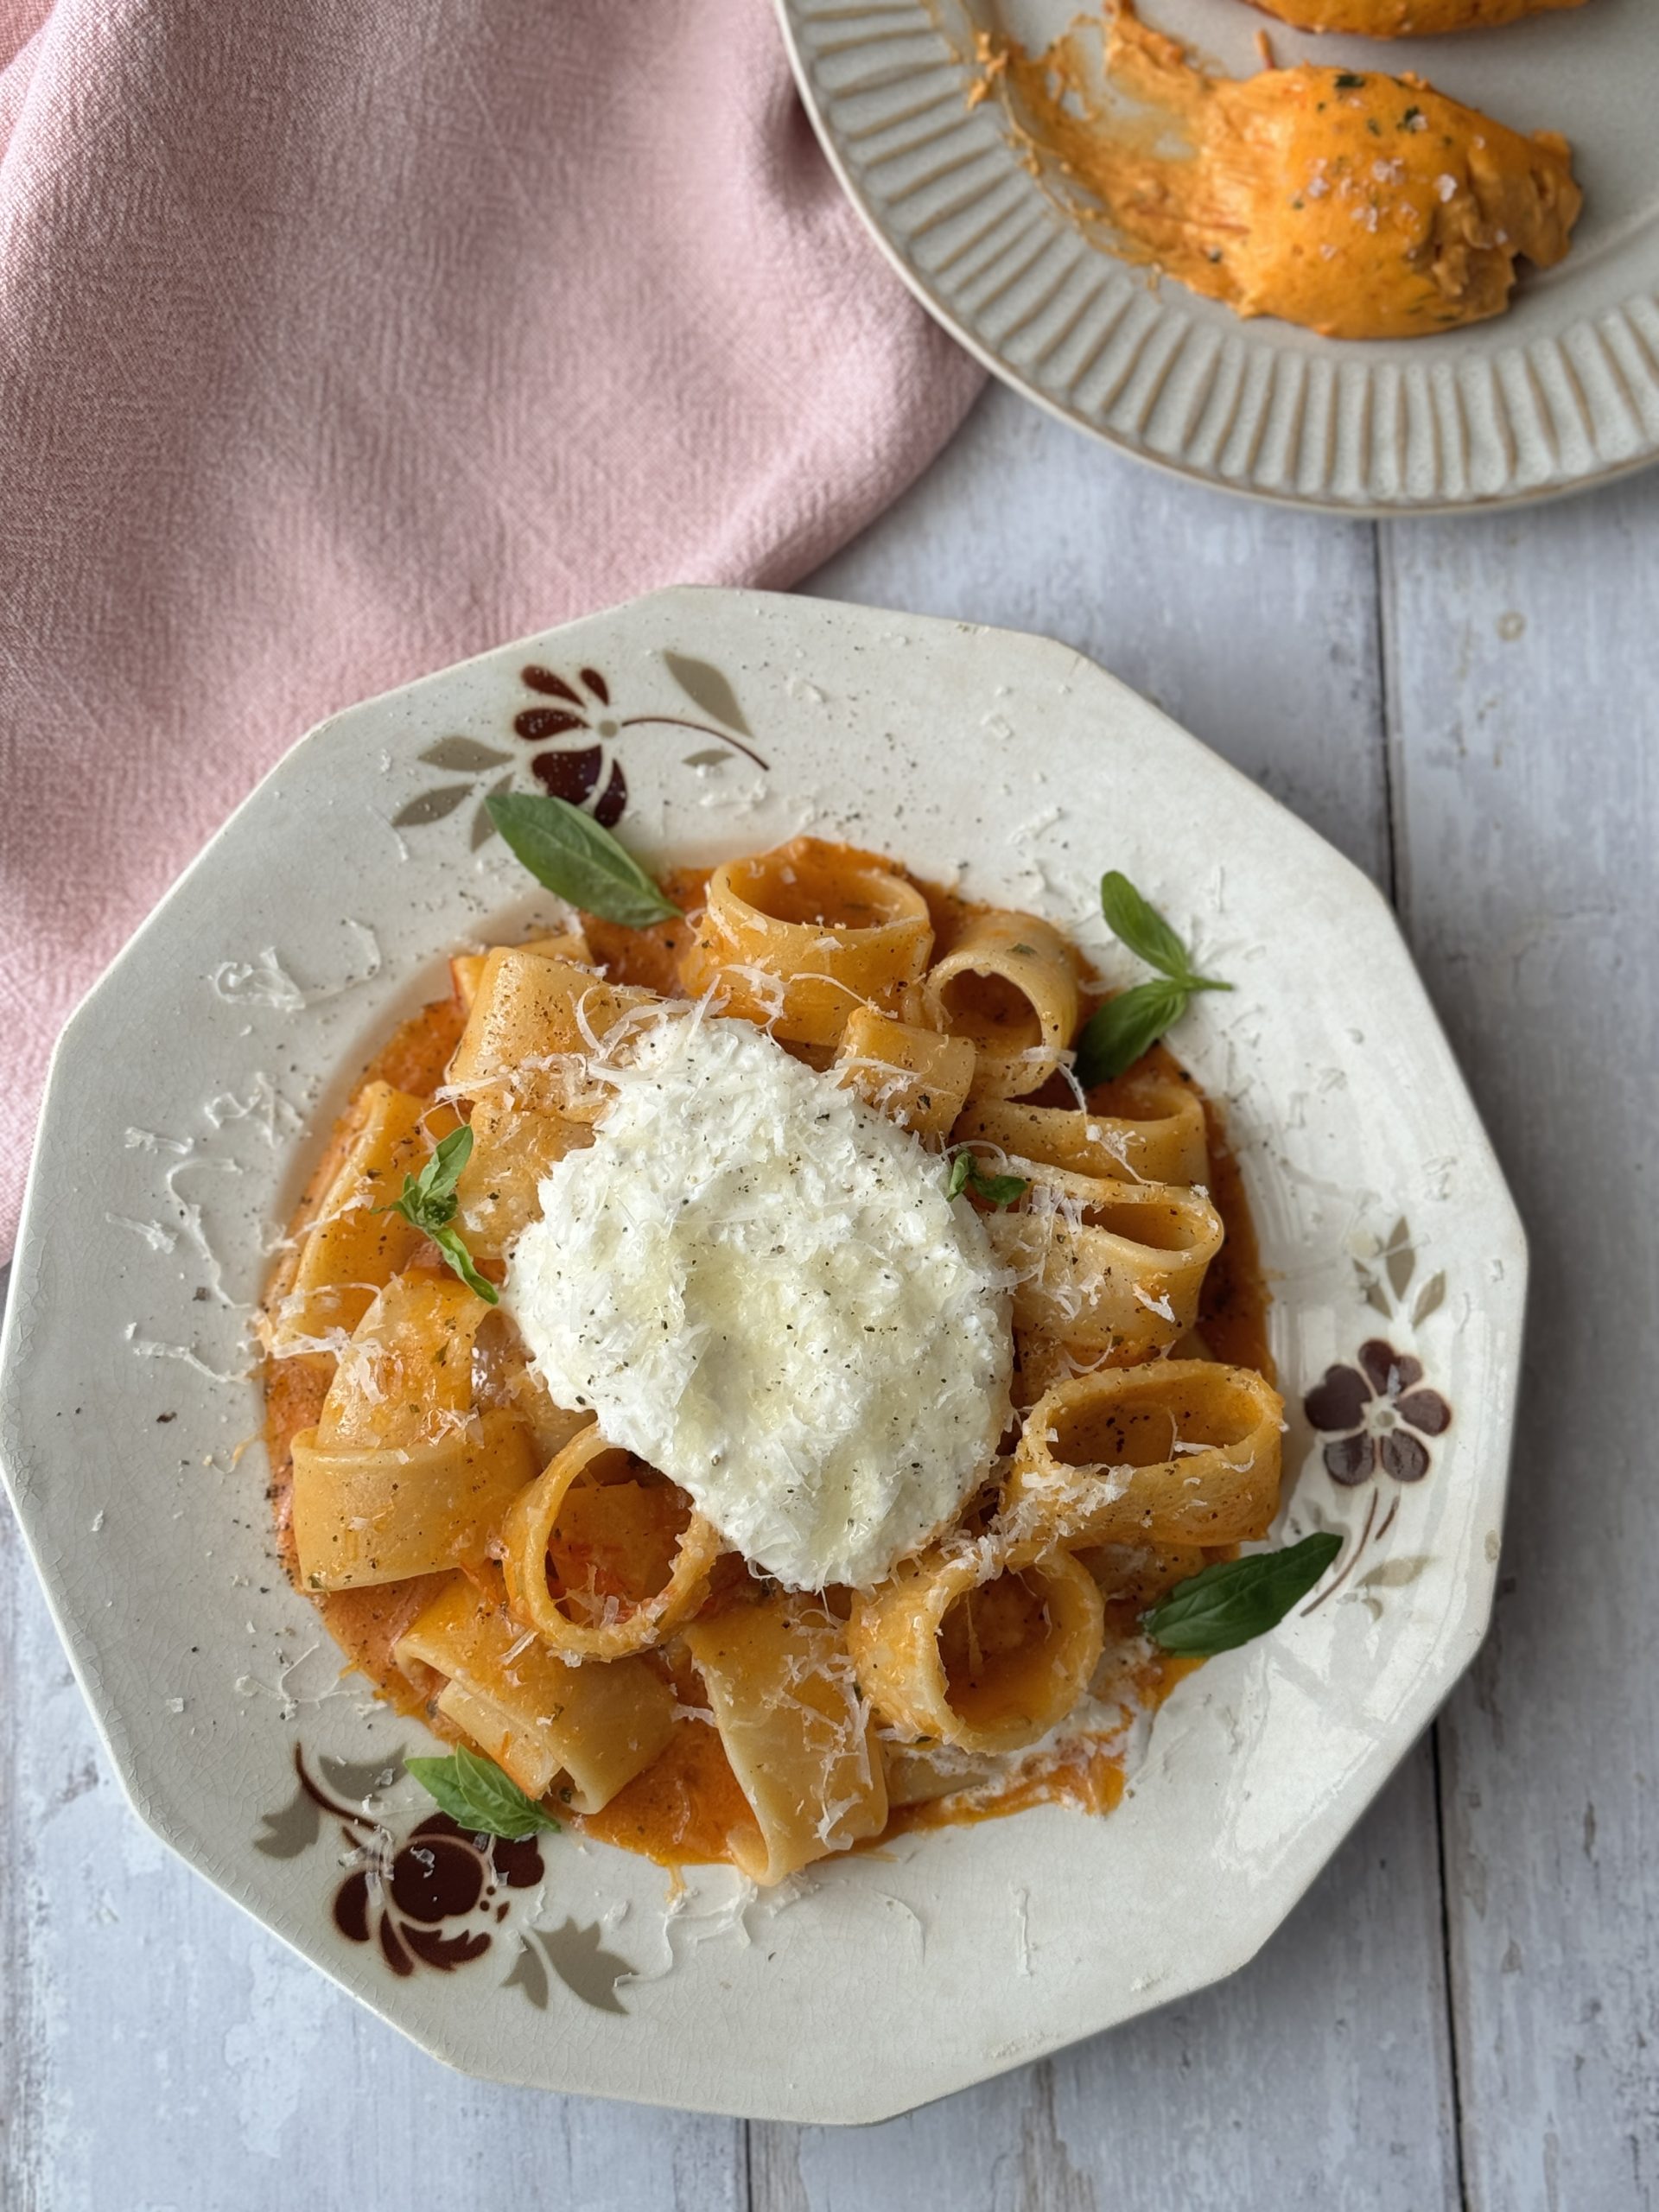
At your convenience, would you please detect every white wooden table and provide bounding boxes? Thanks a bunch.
[3,382,1656,2211]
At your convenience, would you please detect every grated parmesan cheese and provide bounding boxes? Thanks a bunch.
[505,1012,1011,1589]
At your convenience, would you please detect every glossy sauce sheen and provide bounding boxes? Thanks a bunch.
[263,861,1271,1868]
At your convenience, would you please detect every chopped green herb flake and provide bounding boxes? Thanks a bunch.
[946,1152,1029,1211]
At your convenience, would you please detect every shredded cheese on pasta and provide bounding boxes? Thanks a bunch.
[505,1010,1012,1589]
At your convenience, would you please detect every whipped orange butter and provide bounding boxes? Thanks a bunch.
[1244,0,1584,33]
[994,3,1580,340]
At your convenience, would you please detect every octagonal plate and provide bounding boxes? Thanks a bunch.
[0,587,1523,2120]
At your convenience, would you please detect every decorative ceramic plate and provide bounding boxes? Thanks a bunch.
[776,0,1659,512]
[0,588,1523,2121]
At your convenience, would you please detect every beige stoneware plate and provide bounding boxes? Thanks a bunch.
[0,588,1523,2120]
[776,0,1659,511]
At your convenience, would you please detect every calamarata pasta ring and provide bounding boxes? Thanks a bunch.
[678,835,933,1046]
[983,1162,1225,1354]
[847,1531,1106,1756]
[1006,1360,1286,1550]
[953,1075,1209,1189]
[914,909,1079,1099]
[500,1421,721,1660]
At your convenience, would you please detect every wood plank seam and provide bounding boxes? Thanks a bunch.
[1376,516,1472,2212]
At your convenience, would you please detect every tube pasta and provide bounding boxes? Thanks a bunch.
[849,1535,1104,1755]
[501,1422,721,1659]
[454,1095,593,1261]
[266,1083,430,1352]
[291,1408,538,1589]
[317,1274,493,1452]
[1005,1361,1285,1549]
[954,1073,1208,1188]
[881,1740,995,1807]
[680,1595,889,1884]
[1076,1541,1212,1615]
[834,1007,976,1142]
[983,1164,1224,1354]
[677,836,933,1046]
[448,948,653,1116]
[395,1577,674,1810]
[452,929,593,1018]
[915,911,1079,1099]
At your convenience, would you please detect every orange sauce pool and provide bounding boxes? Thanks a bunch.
[261,856,1273,1868]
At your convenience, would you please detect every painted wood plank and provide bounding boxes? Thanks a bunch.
[1382,474,1659,2212]
[0,1502,745,2211]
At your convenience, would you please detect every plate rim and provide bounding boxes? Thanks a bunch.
[772,0,1659,517]
[0,584,1530,2119]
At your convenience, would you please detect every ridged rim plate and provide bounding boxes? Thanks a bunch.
[776,0,1659,512]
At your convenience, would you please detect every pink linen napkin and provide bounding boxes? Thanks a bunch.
[0,0,982,1256]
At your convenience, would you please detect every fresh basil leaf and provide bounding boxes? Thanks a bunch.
[409,1123,472,1217]
[1074,978,1189,1086]
[1098,871,1196,982]
[429,1223,499,1306]
[382,1123,473,1231]
[1143,1532,1343,1656]
[378,1126,496,1301]
[487,792,681,927]
[946,1153,1029,1211]
[405,1745,560,1839]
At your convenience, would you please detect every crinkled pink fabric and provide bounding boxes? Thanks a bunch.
[0,0,981,1254]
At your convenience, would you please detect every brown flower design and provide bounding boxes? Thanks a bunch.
[392,650,770,849]
[334,1810,543,1979]
[1304,1338,1452,1487]
[513,655,770,831]
[261,1745,543,1980]
[517,664,631,826]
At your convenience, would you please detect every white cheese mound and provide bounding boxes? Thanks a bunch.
[505,1010,1011,1590]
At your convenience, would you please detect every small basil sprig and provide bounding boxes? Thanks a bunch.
[946,1152,1029,1211]
[380,1124,498,1304]
[486,791,682,927]
[1075,871,1232,1085]
[1142,1531,1341,1656]
[405,1745,562,1840]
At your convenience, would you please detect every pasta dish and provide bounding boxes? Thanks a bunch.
[261,824,1306,1886]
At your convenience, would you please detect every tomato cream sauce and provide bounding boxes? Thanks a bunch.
[261,853,1273,1871]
